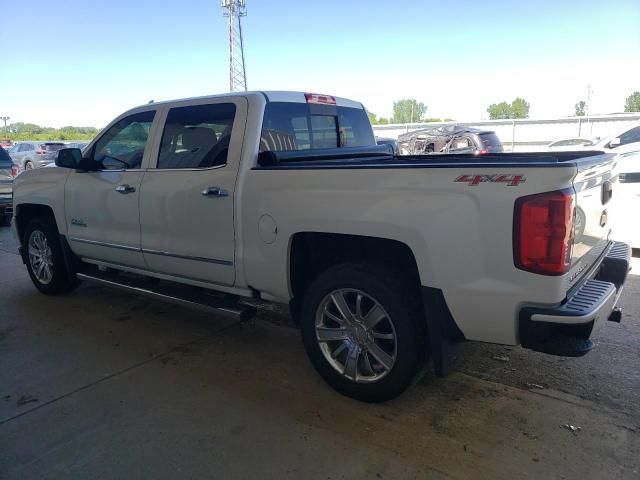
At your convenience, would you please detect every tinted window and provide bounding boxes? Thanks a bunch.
[260,102,374,152]
[619,126,640,146]
[92,111,155,170]
[0,147,11,167]
[157,103,236,169]
[479,132,503,152]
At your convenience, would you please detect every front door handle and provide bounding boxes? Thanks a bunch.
[201,186,229,197]
[115,184,136,194]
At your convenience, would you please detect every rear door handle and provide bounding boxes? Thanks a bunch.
[115,184,136,194]
[201,187,229,197]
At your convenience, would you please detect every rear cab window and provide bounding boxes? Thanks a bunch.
[259,102,375,152]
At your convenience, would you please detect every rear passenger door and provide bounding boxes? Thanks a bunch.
[139,97,247,286]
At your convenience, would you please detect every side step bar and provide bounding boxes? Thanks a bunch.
[77,269,257,321]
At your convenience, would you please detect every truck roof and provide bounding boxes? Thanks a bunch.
[136,91,364,110]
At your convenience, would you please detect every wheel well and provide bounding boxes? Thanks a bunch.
[289,232,421,300]
[15,204,57,243]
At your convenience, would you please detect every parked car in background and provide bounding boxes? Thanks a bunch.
[615,150,640,248]
[375,136,399,155]
[590,124,640,154]
[398,125,503,155]
[550,124,640,155]
[0,146,13,226]
[9,141,66,171]
[0,139,13,151]
[545,138,594,150]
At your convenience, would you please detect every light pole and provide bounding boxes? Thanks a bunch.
[0,116,9,139]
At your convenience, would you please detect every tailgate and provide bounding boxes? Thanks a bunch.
[568,156,616,288]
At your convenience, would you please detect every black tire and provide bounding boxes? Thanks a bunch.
[23,217,80,295]
[25,161,34,170]
[300,262,427,403]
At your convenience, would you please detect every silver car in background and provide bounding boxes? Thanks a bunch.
[0,146,14,226]
[9,141,66,171]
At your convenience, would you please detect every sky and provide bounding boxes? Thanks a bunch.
[0,0,639,128]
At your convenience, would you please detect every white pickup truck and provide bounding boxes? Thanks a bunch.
[11,91,631,402]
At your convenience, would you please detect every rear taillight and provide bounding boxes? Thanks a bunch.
[11,164,18,177]
[514,190,575,275]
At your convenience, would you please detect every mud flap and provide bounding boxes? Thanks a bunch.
[421,287,466,377]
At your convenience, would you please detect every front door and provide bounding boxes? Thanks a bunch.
[139,98,247,286]
[65,110,158,269]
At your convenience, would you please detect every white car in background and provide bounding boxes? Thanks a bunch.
[545,138,594,151]
[589,123,640,154]
[615,150,640,248]
[546,123,640,155]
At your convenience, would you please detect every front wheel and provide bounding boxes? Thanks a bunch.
[300,262,426,402]
[23,217,80,294]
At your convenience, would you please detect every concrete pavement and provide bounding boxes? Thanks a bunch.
[1,226,639,479]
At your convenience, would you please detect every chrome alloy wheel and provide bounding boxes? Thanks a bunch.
[315,289,397,383]
[28,230,53,285]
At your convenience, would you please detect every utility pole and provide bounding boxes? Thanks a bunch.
[586,84,592,116]
[0,116,9,138]
[221,0,248,92]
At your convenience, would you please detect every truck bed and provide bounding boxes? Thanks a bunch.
[256,146,609,169]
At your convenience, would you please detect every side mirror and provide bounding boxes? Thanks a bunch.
[55,148,83,169]
[609,137,621,148]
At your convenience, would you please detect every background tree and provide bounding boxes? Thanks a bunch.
[575,101,587,116]
[624,91,640,112]
[487,98,530,119]
[366,111,378,125]
[510,98,530,118]
[5,123,99,141]
[392,99,427,123]
[486,101,512,119]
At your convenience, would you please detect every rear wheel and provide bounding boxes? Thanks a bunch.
[23,217,80,294]
[300,262,426,402]
[25,161,34,170]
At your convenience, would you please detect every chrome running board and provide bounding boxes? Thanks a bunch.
[77,268,256,322]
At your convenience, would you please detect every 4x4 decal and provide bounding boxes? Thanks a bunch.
[455,174,526,186]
